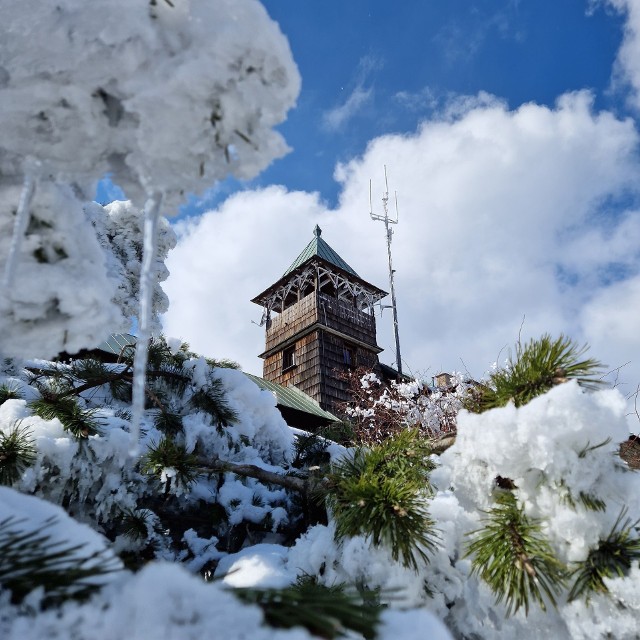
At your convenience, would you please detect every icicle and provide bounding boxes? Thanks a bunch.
[129,191,163,455]
[2,161,40,289]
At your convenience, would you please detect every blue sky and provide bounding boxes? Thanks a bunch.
[175,0,627,215]
[162,0,640,423]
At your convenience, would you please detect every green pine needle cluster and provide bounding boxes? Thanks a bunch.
[205,356,241,370]
[292,431,331,469]
[0,515,120,605]
[146,336,191,371]
[577,492,607,513]
[467,334,604,413]
[154,410,184,436]
[29,396,103,438]
[190,380,238,427]
[466,492,567,615]
[69,358,111,386]
[0,423,36,485]
[0,383,23,405]
[120,508,155,541]
[323,429,438,570]
[233,576,381,639]
[568,510,640,601]
[142,437,199,490]
[557,480,607,513]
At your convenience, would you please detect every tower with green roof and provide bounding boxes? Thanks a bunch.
[251,225,387,415]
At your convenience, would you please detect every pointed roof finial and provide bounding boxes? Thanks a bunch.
[281,225,358,277]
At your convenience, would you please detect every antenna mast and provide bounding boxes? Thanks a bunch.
[369,166,403,376]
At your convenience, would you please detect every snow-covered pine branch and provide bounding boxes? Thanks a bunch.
[0,0,300,444]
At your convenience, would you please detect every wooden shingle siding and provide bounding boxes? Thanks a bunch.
[317,293,377,347]
[262,291,383,415]
[265,292,317,352]
[254,238,387,421]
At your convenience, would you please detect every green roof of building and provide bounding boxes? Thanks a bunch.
[97,333,137,358]
[283,225,359,277]
[244,372,339,422]
[96,334,338,424]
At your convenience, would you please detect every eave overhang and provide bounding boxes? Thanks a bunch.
[251,256,387,309]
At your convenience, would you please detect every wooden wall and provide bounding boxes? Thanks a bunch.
[263,332,322,399]
[318,332,379,415]
[265,292,317,352]
[261,290,381,416]
[317,293,377,347]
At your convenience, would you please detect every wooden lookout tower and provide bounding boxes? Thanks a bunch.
[251,225,388,416]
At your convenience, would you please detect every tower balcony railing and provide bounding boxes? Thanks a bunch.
[265,291,377,352]
[317,292,376,334]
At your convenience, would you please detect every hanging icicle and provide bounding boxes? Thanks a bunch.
[129,191,163,455]
[2,161,41,289]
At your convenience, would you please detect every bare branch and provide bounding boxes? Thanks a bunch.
[197,458,308,493]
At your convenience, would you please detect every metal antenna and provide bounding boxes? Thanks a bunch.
[369,165,402,375]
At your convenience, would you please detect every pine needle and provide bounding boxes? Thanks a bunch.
[568,509,640,601]
[0,383,23,405]
[142,437,199,489]
[0,422,36,485]
[153,410,184,436]
[190,379,238,426]
[29,396,103,438]
[323,429,438,570]
[466,492,567,615]
[468,335,605,413]
[233,577,381,639]
[0,515,120,606]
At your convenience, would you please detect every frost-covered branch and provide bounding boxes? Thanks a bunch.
[200,459,308,494]
[342,367,472,445]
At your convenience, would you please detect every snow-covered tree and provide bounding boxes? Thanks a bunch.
[0,0,301,445]
[2,334,638,639]
[0,336,452,639]
[0,194,176,359]
[2,2,640,639]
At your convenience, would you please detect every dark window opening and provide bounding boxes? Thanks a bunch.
[282,345,296,371]
[343,346,356,369]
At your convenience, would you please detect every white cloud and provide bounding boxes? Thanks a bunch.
[580,274,640,423]
[322,86,373,131]
[163,90,640,414]
[321,55,381,131]
[606,0,640,110]
[162,187,330,369]
[433,2,524,64]
[393,87,439,113]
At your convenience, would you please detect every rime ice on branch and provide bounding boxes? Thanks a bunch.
[0,0,300,440]
[0,0,300,207]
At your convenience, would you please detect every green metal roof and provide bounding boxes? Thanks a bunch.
[96,334,337,423]
[283,225,359,277]
[97,333,136,358]
[244,372,339,422]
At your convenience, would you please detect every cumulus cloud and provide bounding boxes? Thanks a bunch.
[163,90,640,418]
[163,187,330,366]
[606,0,640,110]
[580,275,640,377]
